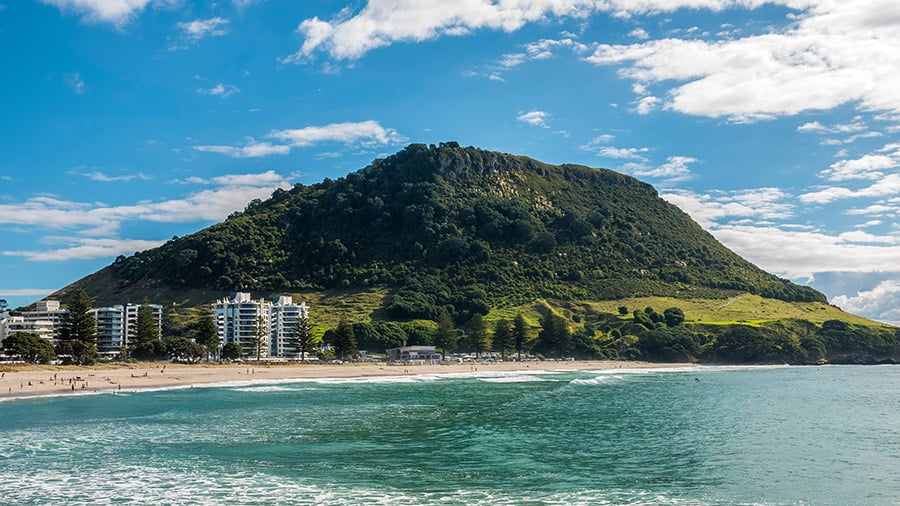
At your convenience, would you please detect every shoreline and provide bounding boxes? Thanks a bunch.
[0,360,693,401]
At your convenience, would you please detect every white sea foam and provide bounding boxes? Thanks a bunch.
[231,385,321,393]
[477,375,550,383]
[0,466,734,505]
[569,375,624,386]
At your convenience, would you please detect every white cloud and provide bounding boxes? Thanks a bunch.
[831,279,900,325]
[64,72,85,94]
[662,188,795,227]
[198,83,240,98]
[581,134,615,150]
[194,120,405,158]
[517,110,550,128]
[524,38,589,60]
[634,95,661,114]
[177,17,230,40]
[38,0,158,25]
[597,146,649,159]
[233,0,261,10]
[664,187,900,282]
[285,1,599,62]
[499,53,526,69]
[268,120,406,147]
[194,142,289,158]
[820,154,898,181]
[4,238,166,262]
[477,38,589,80]
[0,171,293,238]
[285,1,819,62]
[629,28,649,40]
[80,171,149,182]
[798,119,868,134]
[584,1,900,121]
[627,156,696,181]
[799,174,900,204]
[700,224,900,279]
[0,288,57,297]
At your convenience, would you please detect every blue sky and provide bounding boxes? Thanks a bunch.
[1,0,898,324]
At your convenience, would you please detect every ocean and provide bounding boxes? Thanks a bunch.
[1,365,898,505]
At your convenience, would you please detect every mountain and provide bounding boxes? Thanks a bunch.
[51,143,898,363]
[67,142,823,306]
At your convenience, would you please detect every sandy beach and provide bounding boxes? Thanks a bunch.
[0,360,692,400]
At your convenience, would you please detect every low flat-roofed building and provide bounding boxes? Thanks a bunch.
[386,345,441,364]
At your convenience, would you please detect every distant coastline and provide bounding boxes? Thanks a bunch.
[0,360,693,401]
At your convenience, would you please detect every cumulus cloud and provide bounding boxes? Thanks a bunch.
[517,110,550,128]
[79,171,150,182]
[0,288,58,297]
[284,1,595,62]
[194,120,405,158]
[38,0,160,25]
[177,17,230,40]
[820,154,898,181]
[285,0,817,62]
[584,1,900,121]
[662,187,795,228]
[4,238,166,262]
[634,95,661,114]
[633,156,697,180]
[194,142,289,158]
[0,171,293,242]
[197,83,240,98]
[799,174,900,204]
[711,225,900,278]
[832,279,900,325]
[478,37,590,80]
[268,120,406,147]
[629,28,649,40]
[596,146,650,160]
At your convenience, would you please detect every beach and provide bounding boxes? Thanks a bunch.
[0,360,690,400]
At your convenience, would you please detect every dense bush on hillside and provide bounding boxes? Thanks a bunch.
[100,143,823,319]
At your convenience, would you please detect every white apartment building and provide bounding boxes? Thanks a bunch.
[1,300,164,358]
[0,300,67,354]
[18,300,68,342]
[93,303,163,356]
[213,293,309,359]
[271,295,310,358]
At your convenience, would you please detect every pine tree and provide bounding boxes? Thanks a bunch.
[58,289,99,365]
[293,313,319,362]
[513,314,529,360]
[537,313,571,358]
[134,298,159,346]
[465,314,491,358]
[492,318,513,360]
[63,288,97,344]
[330,319,357,361]
[196,313,220,362]
[433,309,457,360]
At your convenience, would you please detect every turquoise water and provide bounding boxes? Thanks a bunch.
[1,365,899,505]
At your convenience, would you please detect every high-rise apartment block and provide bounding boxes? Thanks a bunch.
[212,293,309,359]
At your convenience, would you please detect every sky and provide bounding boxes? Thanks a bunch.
[1,0,898,324]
